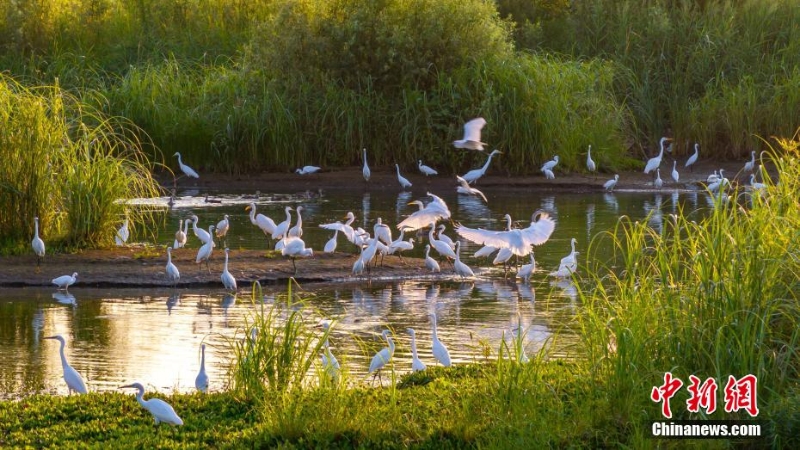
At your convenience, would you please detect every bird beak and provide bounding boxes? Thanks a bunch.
[43,336,55,340]
[245,205,251,211]
[119,384,134,389]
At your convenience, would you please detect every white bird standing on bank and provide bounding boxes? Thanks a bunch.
[272,206,294,240]
[324,230,339,253]
[429,222,457,261]
[295,166,321,175]
[362,148,371,182]
[44,334,88,394]
[543,168,555,180]
[396,193,451,231]
[288,206,305,238]
[221,248,237,291]
[52,272,78,291]
[685,143,699,172]
[165,247,180,284]
[603,174,619,192]
[173,152,199,179]
[195,225,215,272]
[368,330,395,381]
[115,217,129,246]
[461,149,502,184]
[173,219,187,249]
[453,117,487,151]
[437,224,456,250]
[586,145,596,173]
[190,215,213,245]
[517,253,536,283]
[644,137,672,175]
[671,161,680,184]
[424,245,440,273]
[453,241,474,279]
[418,160,438,176]
[430,313,451,367]
[281,237,313,274]
[743,151,756,172]
[120,382,184,426]
[456,175,488,203]
[215,215,230,238]
[541,155,559,173]
[455,210,556,258]
[407,328,427,372]
[246,203,277,237]
[195,344,209,393]
[32,216,45,268]
[395,164,413,189]
[654,168,663,189]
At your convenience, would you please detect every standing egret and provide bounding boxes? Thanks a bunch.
[453,242,475,279]
[543,168,555,180]
[644,137,672,175]
[551,238,578,277]
[396,193,451,231]
[52,272,78,291]
[281,237,313,274]
[541,155,559,172]
[173,152,199,179]
[418,160,438,176]
[115,217,129,246]
[272,206,294,240]
[461,149,502,184]
[319,212,356,244]
[362,148,371,182]
[671,161,680,184]
[453,117,487,151]
[317,320,340,380]
[195,225,215,273]
[429,223,457,261]
[586,145,596,173]
[743,151,756,172]
[368,330,395,382]
[517,253,536,283]
[430,313,451,367]
[246,203,277,238]
[603,174,619,192]
[173,219,187,249]
[373,218,393,246]
[750,174,766,191]
[295,166,321,175]
[388,237,414,261]
[456,175,488,203]
[437,224,456,250]
[44,334,88,394]
[32,216,45,269]
[221,248,237,291]
[407,328,427,372]
[165,247,180,285]
[685,143,699,172]
[395,164,412,189]
[288,206,304,238]
[324,230,339,253]
[455,210,556,258]
[195,344,208,393]
[190,215,213,245]
[424,245,440,273]
[654,168,663,189]
[707,169,722,184]
[120,382,184,426]
[215,215,230,239]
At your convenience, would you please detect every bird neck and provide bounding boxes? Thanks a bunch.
[410,336,419,357]
[167,251,172,263]
[387,337,395,353]
[34,219,40,237]
[481,154,494,170]
[58,340,69,368]
[224,253,229,270]
[200,347,206,368]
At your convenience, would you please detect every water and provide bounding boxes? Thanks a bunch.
[0,186,709,399]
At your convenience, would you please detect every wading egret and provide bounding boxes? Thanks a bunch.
[395,164,412,189]
[190,215,212,245]
[750,174,766,191]
[743,151,756,172]
[115,217,129,246]
[32,216,45,268]
[165,247,180,284]
[586,145,596,173]
[654,168,663,189]
[685,143,699,171]
[295,166,321,175]
[173,219,187,249]
[195,225,215,272]
[603,174,619,192]
[455,210,555,257]
[317,320,340,380]
[396,193,451,231]
[418,160,438,176]
[644,137,672,175]
[430,313,451,367]
[424,245,440,273]
[281,237,313,274]
[319,212,356,244]
[221,248,237,291]
[461,149,502,184]
[195,344,208,393]
[52,272,78,291]
[517,253,536,283]
[215,215,230,238]
[173,152,199,179]
[288,206,304,238]
[456,175,488,203]
[453,117,487,151]
[551,238,578,277]
[541,155,559,172]
[44,334,88,394]
[707,169,722,184]
[272,206,293,240]
[362,148,371,182]
[120,382,184,426]
[246,203,277,237]
[324,230,338,253]
[671,161,679,184]
[368,330,395,381]
[407,328,427,372]
[453,242,475,279]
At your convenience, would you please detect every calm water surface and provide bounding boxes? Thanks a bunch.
[0,184,709,399]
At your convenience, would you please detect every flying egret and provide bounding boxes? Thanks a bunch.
[743,151,756,172]
[586,145,596,173]
[281,237,313,274]
[215,215,230,238]
[195,225,215,273]
[424,245,441,273]
[418,160,438,176]
[195,344,209,393]
[430,313,451,367]
[165,247,180,285]
[541,155,559,172]
[461,149,502,184]
[395,164,412,189]
[654,168,663,189]
[173,152,199,179]
[685,143,699,172]
[173,219,187,249]
[453,242,475,279]
[32,216,45,269]
[671,161,679,184]
[324,230,339,253]
[644,137,672,175]
[44,334,88,394]
[407,328,427,372]
[115,217,129,246]
[517,253,536,283]
[295,166,321,175]
[319,212,357,244]
[603,174,619,192]
[362,148,371,182]
[120,382,184,426]
[455,210,556,257]
[288,206,304,238]
[453,117,487,151]
[190,215,213,245]
[396,193,451,231]
[368,330,395,382]
[52,272,78,291]
[474,214,513,261]
[456,175,488,203]
[221,248,237,291]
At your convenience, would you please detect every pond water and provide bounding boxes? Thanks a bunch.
[0,184,711,399]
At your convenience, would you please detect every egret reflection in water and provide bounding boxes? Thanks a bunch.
[52,292,76,306]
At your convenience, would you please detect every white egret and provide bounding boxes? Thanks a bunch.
[543,168,555,180]
[456,175,488,203]
[288,206,304,238]
[424,245,440,273]
[586,145,596,173]
[644,137,672,175]
[195,225,215,272]
[750,174,766,191]
[246,203,277,237]
[368,330,395,381]
[173,219,187,249]
[281,237,313,274]
[517,253,536,283]
[317,320,340,380]
[474,245,498,258]
[603,174,619,192]
[32,216,45,268]
[272,206,293,240]
[120,382,184,426]
[418,160,438,176]
[551,238,578,277]
[352,248,367,275]
[654,168,663,189]
[461,149,502,184]
[52,272,78,291]
[743,151,756,172]
[455,210,556,257]
[453,117,487,151]
[115,217,129,246]
[430,313,451,367]
[453,242,475,279]
[493,247,513,267]
[165,247,180,284]
[396,192,451,231]
[362,148,371,182]
[173,152,199,179]
[437,224,456,250]
[373,218,393,246]
[671,161,679,184]
[195,344,209,393]
[685,143,699,171]
[395,164,412,189]
[215,215,230,238]
[388,237,414,261]
[429,222,457,261]
[44,334,88,394]
[190,215,213,245]
[295,166,321,175]
[324,230,339,253]
[319,212,357,244]
[221,248,237,291]
[541,155,559,172]
[407,328,427,372]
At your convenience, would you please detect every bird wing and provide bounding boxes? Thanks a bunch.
[462,118,486,142]
[456,175,470,189]
[520,214,556,247]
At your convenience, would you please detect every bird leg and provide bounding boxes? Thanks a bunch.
[292,258,297,275]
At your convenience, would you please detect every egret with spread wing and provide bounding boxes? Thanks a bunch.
[456,175,488,203]
[453,117,487,151]
[455,210,556,257]
[396,192,451,231]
